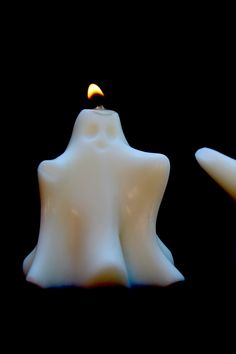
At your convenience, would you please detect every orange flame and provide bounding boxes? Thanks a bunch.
[87,83,104,99]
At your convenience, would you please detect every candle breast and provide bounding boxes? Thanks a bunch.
[23,109,184,287]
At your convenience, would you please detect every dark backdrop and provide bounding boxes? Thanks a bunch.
[5,5,235,329]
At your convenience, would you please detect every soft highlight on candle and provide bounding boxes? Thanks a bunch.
[87,83,104,99]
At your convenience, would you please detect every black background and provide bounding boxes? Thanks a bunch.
[4,4,235,338]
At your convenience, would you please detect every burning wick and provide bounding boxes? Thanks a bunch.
[87,83,105,109]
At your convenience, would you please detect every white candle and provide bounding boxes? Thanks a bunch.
[195,147,236,201]
[23,84,185,288]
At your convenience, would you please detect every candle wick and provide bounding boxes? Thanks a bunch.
[95,105,105,110]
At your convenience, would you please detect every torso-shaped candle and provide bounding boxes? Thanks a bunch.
[23,109,185,287]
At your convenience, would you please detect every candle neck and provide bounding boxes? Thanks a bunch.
[67,109,129,149]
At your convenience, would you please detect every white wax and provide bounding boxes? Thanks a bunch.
[24,109,185,288]
[195,147,236,201]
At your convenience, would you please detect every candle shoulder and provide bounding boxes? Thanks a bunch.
[125,147,170,179]
[38,159,65,183]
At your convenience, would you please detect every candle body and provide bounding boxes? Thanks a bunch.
[195,147,236,201]
[24,109,184,287]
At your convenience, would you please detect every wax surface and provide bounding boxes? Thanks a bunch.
[195,147,236,201]
[23,109,185,288]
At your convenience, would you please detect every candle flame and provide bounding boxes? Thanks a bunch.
[87,83,104,99]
